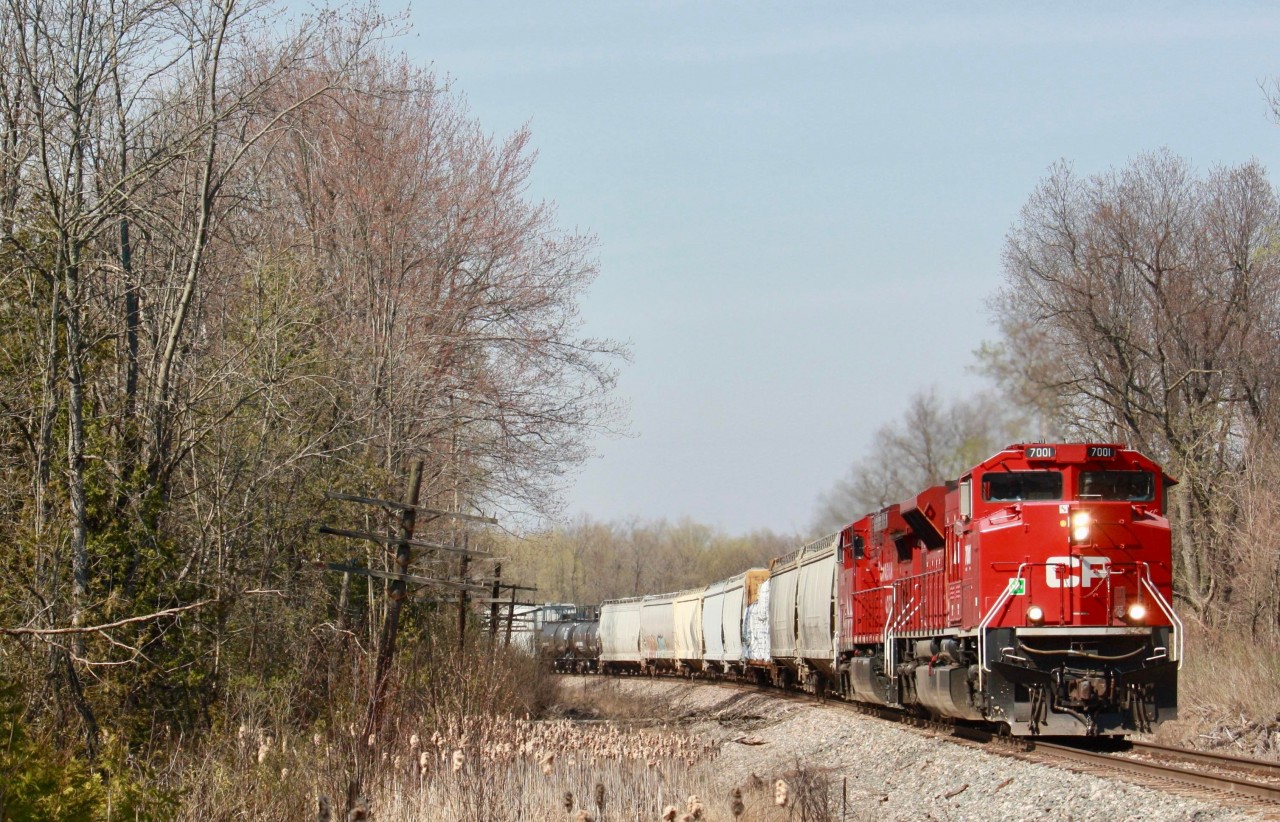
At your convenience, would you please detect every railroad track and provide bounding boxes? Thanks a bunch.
[573,673,1280,814]
[1029,738,1280,807]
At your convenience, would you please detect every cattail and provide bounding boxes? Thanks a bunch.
[418,750,430,774]
[775,779,789,808]
[280,767,289,780]
[563,791,574,812]
[256,741,270,765]
[410,733,420,750]
[686,794,704,819]
[730,787,745,818]
[662,807,678,822]
[575,812,594,822]
[540,752,555,775]
[317,796,332,822]
[594,782,605,814]
[367,733,376,749]
[451,749,465,773]
[237,724,249,743]
[312,732,323,747]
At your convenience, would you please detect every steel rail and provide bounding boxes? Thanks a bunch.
[576,670,1280,811]
[1031,740,1280,804]
[1126,740,1280,780]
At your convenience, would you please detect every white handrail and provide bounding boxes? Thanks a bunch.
[880,586,897,677]
[1139,565,1183,669]
[977,567,1026,691]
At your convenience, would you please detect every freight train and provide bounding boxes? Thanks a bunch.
[546,443,1181,737]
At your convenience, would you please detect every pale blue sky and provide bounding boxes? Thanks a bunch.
[401,3,1280,534]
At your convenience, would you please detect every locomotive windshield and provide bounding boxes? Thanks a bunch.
[1078,470,1155,501]
[982,470,1062,502]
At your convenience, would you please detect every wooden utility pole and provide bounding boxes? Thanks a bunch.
[488,563,502,644]
[457,543,470,652]
[504,588,516,648]
[363,459,423,739]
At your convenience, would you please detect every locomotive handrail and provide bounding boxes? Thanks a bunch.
[884,580,925,680]
[1139,563,1183,668]
[879,586,897,677]
[977,565,1025,690]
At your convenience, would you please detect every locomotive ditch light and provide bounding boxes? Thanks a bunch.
[1070,510,1091,543]
[1026,605,1045,625]
[1124,602,1148,625]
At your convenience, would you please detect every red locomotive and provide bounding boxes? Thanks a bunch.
[836,443,1180,735]
[596,442,1181,736]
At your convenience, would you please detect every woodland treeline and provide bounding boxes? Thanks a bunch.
[502,518,797,606]
[0,0,621,814]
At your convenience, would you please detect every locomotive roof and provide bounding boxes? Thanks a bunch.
[969,442,1176,484]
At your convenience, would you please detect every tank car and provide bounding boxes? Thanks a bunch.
[531,609,600,673]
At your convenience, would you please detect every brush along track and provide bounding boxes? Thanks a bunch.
[578,672,1280,816]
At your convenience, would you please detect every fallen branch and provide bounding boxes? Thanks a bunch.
[0,599,215,636]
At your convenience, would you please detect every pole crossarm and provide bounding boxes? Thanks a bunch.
[320,562,490,594]
[324,492,498,525]
[316,525,493,558]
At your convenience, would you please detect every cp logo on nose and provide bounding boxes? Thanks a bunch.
[1045,556,1110,588]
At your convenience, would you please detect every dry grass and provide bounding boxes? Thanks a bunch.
[556,677,679,722]
[173,677,848,821]
[370,729,845,821]
[1149,622,1280,760]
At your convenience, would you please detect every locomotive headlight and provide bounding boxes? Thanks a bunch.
[1125,602,1148,625]
[1070,511,1091,543]
[1026,605,1045,625]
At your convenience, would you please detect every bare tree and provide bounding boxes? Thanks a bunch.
[265,48,624,520]
[812,387,1022,532]
[0,0,625,789]
[994,151,1280,619]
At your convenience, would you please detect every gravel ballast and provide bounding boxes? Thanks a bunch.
[559,677,1268,821]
